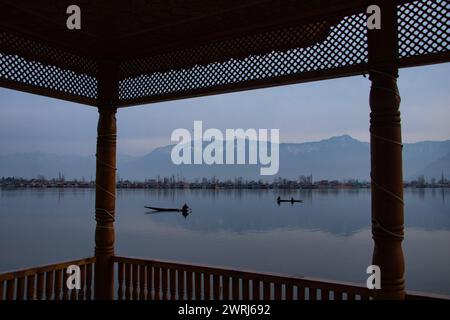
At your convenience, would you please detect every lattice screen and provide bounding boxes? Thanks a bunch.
[118,0,449,105]
[119,13,368,102]
[119,20,332,79]
[0,0,447,107]
[0,31,98,101]
[398,0,449,59]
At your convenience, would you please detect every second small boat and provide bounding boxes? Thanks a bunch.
[276,197,303,203]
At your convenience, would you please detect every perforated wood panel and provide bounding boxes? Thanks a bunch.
[398,0,449,59]
[118,13,368,104]
[0,0,448,107]
[119,20,333,79]
[118,0,449,106]
[0,31,98,105]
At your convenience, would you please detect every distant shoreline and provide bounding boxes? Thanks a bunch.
[2,176,448,190]
[2,185,371,190]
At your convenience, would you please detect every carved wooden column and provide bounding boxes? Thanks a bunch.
[94,60,118,300]
[368,1,405,299]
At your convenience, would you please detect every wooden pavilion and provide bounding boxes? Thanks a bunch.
[0,0,449,300]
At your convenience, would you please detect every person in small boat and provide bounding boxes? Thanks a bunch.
[291,197,295,202]
[277,196,281,202]
[182,203,190,212]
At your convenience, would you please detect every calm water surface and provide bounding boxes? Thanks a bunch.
[0,188,449,295]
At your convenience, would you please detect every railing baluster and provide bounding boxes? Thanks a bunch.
[213,274,221,300]
[117,262,124,300]
[27,274,36,300]
[0,280,3,300]
[85,263,93,300]
[125,263,132,300]
[146,265,153,300]
[162,268,168,300]
[223,276,230,300]
[6,279,15,300]
[139,264,146,300]
[232,277,240,300]
[155,267,162,300]
[186,271,193,300]
[16,277,25,300]
[194,272,202,300]
[204,273,211,300]
[36,272,45,300]
[170,269,177,300]
[263,282,270,300]
[132,264,139,300]
[70,272,77,301]
[242,278,249,300]
[45,271,54,300]
[54,269,62,300]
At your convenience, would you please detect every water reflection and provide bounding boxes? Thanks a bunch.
[0,188,449,295]
[136,188,450,235]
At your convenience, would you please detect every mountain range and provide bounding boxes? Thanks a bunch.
[1,135,449,181]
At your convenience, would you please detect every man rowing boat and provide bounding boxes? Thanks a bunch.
[276,197,303,203]
[144,203,191,212]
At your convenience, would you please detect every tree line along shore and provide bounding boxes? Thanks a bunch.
[1,175,448,190]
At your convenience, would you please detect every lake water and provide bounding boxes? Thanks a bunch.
[1,188,449,295]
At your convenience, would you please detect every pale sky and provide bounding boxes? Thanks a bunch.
[0,63,449,157]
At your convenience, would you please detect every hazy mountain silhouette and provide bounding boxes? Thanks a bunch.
[1,135,449,181]
[0,152,96,180]
[415,152,450,180]
[119,135,450,180]
[0,153,133,180]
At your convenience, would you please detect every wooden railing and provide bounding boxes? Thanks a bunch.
[113,256,375,300]
[1,255,448,300]
[0,257,95,300]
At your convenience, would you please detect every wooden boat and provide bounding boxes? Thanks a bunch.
[144,206,183,212]
[276,199,303,203]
